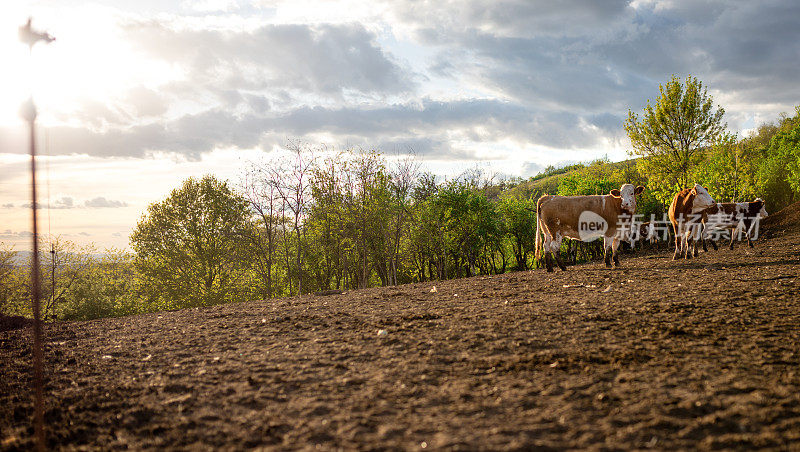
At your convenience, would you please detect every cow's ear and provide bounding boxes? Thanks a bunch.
[634,185,644,195]
[610,189,621,197]
[690,187,697,195]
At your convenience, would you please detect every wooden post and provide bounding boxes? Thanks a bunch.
[19,18,55,452]
[22,98,46,452]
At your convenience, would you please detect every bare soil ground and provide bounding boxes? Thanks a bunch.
[2,207,800,450]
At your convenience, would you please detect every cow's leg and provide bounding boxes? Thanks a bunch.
[612,236,622,267]
[709,237,718,250]
[701,224,709,252]
[551,235,566,271]
[729,228,735,250]
[603,236,613,267]
[569,240,577,264]
[555,254,567,271]
[679,234,686,259]
[747,231,754,248]
[686,237,693,259]
[541,232,554,272]
[683,234,692,259]
[672,225,681,260]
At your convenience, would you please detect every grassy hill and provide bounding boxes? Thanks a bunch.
[502,158,639,201]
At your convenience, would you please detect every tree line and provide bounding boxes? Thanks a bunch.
[2,76,799,320]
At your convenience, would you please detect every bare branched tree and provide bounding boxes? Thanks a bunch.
[269,141,317,295]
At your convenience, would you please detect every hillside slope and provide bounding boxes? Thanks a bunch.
[2,217,800,449]
[503,158,636,200]
[763,200,800,236]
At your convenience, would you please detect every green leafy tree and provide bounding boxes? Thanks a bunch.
[0,243,22,315]
[242,160,285,299]
[130,175,254,309]
[556,174,618,196]
[746,107,800,211]
[693,133,757,202]
[1,237,104,319]
[432,182,501,277]
[770,107,800,195]
[497,198,537,270]
[625,75,726,204]
[306,154,349,291]
[59,249,139,321]
[407,176,445,281]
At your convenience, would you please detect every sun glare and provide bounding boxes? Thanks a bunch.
[0,6,180,129]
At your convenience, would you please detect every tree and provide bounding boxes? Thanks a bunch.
[497,198,537,270]
[433,181,501,277]
[268,143,317,295]
[744,107,800,212]
[625,75,726,204]
[130,175,253,309]
[1,237,104,319]
[0,243,21,315]
[770,107,800,196]
[386,155,419,285]
[40,236,97,319]
[693,133,756,202]
[307,152,350,290]
[242,159,285,299]
[59,249,139,321]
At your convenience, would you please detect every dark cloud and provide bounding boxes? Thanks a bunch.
[8,1,796,169]
[124,21,414,99]
[19,196,128,209]
[56,197,75,209]
[404,0,800,117]
[271,99,601,150]
[0,230,32,239]
[84,197,129,208]
[21,197,75,210]
[4,98,608,160]
[392,0,632,41]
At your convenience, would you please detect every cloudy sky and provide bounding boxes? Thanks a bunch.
[1,0,799,250]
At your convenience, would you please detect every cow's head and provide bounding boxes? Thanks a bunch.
[609,184,645,215]
[754,198,768,217]
[690,184,715,210]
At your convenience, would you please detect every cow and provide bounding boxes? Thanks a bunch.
[667,184,716,260]
[701,199,768,251]
[535,184,645,272]
[630,221,660,250]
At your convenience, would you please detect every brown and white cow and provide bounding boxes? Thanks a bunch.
[535,184,645,272]
[668,184,716,259]
[701,199,768,251]
[631,221,660,250]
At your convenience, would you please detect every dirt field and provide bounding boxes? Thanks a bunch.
[2,208,800,450]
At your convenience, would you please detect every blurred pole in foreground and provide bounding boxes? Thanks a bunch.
[20,99,44,452]
[19,17,55,452]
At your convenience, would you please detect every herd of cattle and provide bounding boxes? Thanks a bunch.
[535,183,769,272]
